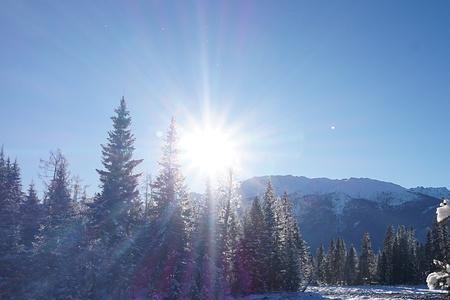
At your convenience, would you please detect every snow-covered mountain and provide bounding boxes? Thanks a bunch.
[241,175,421,206]
[240,175,445,250]
[409,186,450,200]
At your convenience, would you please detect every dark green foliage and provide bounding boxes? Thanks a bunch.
[20,183,42,249]
[0,150,23,298]
[145,117,190,299]
[377,225,395,284]
[91,97,143,245]
[344,245,358,285]
[190,183,222,299]
[86,98,143,298]
[216,170,241,296]
[315,244,327,284]
[358,232,376,284]
[261,181,282,290]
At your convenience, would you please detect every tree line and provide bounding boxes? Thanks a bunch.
[0,98,312,299]
[313,222,448,286]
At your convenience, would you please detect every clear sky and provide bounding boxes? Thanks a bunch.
[1,0,450,193]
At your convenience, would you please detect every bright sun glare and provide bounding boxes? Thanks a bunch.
[180,124,240,178]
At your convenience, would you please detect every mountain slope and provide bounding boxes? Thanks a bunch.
[240,175,443,250]
[409,186,450,199]
[241,175,422,207]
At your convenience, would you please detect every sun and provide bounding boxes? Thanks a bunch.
[180,123,240,178]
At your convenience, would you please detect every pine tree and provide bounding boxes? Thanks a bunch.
[406,228,420,284]
[20,183,42,249]
[216,170,241,296]
[315,244,327,284]
[35,151,81,299]
[91,97,143,244]
[276,193,304,292]
[249,196,267,292]
[334,238,346,284]
[358,232,375,284]
[147,117,190,299]
[424,229,435,274]
[326,240,336,284]
[0,156,22,249]
[430,219,449,263]
[0,150,23,298]
[241,196,267,294]
[378,225,395,284]
[87,98,143,298]
[344,245,358,285]
[190,182,222,299]
[261,180,282,290]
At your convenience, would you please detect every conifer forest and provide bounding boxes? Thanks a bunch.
[0,100,445,299]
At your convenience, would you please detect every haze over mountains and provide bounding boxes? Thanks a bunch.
[240,175,449,251]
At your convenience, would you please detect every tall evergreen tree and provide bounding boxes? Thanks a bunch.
[333,238,346,284]
[0,150,23,298]
[378,225,395,284]
[91,97,143,244]
[261,180,282,290]
[34,151,80,299]
[277,192,311,291]
[241,196,267,294]
[190,183,222,299]
[216,170,241,296]
[358,232,375,284]
[315,244,327,284]
[87,98,143,298]
[146,117,190,299]
[344,245,358,285]
[326,239,337,284]
[20,183,42,249]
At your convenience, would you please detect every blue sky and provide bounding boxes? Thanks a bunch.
[1,0,450,193]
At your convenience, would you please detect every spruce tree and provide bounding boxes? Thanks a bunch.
[358,232,375,284]
[344,245,358,285]
[190,182,222,299]
[326,240,336,284]
[278,191,311,290]
[216,170,241,296]
[378,225,395,284]
[241,196,267,294]
[262,180,282,290]
[315,244,327,284]
[20,183,42,249]
[147,117,190,299]
[334,238,346,284]
[0,150,23,298]
[87,98,142,298]
[92,97,143,244]
[35,151,80,299]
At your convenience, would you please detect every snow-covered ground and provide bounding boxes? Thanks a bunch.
[235,285,447,299]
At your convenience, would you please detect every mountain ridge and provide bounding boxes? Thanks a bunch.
[239,175,448,250]
[241,174,450,205]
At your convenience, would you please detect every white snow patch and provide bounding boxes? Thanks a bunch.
[427,271,450,290]
[233,286,446,299]
[437,199,450,223]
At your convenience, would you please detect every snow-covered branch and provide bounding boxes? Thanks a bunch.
[437,199,450,223]
[427,198,450,291]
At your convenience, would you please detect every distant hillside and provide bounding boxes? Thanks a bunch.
[240,175,446,250]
